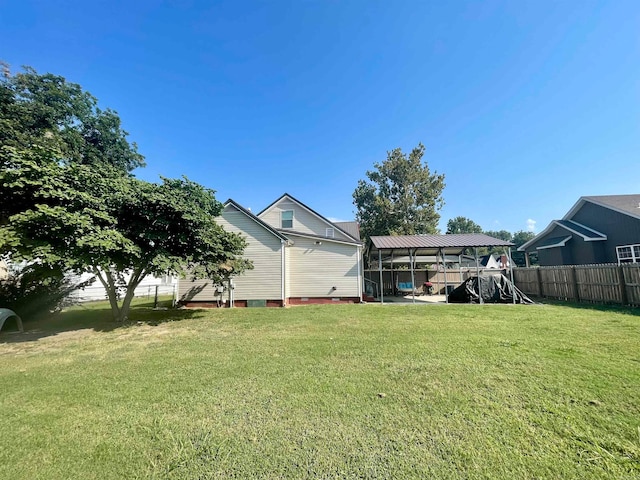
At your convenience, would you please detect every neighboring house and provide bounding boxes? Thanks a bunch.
[178,194,363,307]
[519,194,640,266]
[459,254,504,269]
[67,271,177,302]
[0,259,7,281]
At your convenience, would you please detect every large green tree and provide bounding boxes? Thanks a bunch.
[353,143,445,241]
[0,65,144,172]
[1,66,249,321]
[446,216,483,234]
[0,145,249,321]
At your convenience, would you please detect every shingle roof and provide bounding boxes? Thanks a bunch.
[535,235,572,250]
[333,221,360,241]
[555,220,606,240]
[582,194,640,218]
[370,233,513,250]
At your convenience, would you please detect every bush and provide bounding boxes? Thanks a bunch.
[0,262,88,321]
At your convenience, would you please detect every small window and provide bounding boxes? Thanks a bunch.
[616,244,640,264]
[326,228,334,238]
[281,210,293,229]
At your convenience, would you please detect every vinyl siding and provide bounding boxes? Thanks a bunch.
[178,204,284,302]
[288,235,360,298]
[285,245,291,300]
[178,278,222,303]
[570,203,640,263]
[259,199,354,242]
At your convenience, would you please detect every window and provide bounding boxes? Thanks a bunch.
[326,227,334,238]
[281,210,293,229]
[616,244,640,264]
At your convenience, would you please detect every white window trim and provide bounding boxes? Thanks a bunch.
[326,227,334,238]
[616,243,640,265]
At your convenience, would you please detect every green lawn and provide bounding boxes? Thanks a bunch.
[1,301,639,479]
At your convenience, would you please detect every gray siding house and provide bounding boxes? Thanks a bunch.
[519,195,640,266]
[179,194,363,307]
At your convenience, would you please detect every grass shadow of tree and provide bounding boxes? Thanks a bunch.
[1,299,208,344]
[535,297,640,316]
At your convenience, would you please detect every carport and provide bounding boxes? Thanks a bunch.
[365,233,515,304]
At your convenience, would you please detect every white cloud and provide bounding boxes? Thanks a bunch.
[526,219,536,232]
[327,217,348,223]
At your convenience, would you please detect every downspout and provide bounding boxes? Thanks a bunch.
[357,245,363,302]
[281,239,286,307]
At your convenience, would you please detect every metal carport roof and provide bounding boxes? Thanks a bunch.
[368,233,513,256]
[365,233,515,305]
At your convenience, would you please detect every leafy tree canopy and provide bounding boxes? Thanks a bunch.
[1,65,249,321]
[483,230,513,242]
[446,216,482,234]
[511,230,535,249]
[0,145,249,321]
[0,64,144,172]
[353,143,445,241]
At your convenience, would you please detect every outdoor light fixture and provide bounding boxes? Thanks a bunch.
[315,241,322,245]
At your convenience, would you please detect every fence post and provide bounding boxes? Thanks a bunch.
[536,268,543,297]
[571,266,580,302]
[617,265,628,305]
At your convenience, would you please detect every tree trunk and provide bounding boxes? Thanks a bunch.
[94,268,121,322]
[117,268,146,322]
[118,285,137,322]
[94,267,147,322]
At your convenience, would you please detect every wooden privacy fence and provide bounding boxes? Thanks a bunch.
[513,264,640,306]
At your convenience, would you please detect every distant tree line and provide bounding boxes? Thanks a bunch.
[446,216,536,265]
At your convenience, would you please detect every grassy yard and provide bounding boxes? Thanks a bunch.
[1,301,639,479]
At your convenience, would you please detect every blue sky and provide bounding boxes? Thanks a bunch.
[2,0,638,233]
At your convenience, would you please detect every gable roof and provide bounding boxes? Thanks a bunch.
[518,218,606,251]
[519,194,640,252]
[564,194,640,221]
[535,235,572,250]
[223,199,290,242]
[257,193,361,243]
[554,220,606,240]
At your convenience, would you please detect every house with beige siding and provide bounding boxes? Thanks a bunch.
[178,194,363,307]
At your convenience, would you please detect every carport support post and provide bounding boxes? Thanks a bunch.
[441,248,449,304]
[378,250,384,304]
[475,247,483,305]
[390,250,394,296]
[410,248,416,304]
[508,247,516,304]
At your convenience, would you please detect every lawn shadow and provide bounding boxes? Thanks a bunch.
[533,297,640,316]
[0,300,207,344]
